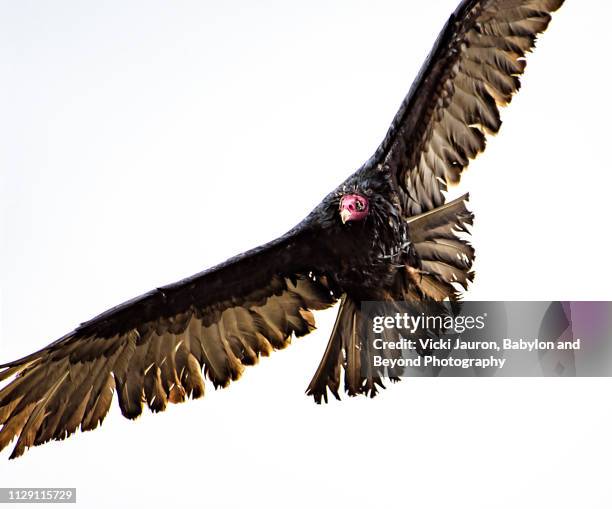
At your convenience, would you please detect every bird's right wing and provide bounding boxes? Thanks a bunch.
[0,223,337,458]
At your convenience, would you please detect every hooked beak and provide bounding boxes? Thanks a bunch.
[340,209,352,224]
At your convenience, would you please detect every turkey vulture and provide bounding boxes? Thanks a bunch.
[0,0,564,458]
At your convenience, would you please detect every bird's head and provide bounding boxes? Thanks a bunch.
[339,193,369,224]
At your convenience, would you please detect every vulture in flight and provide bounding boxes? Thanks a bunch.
[0,0,564,458]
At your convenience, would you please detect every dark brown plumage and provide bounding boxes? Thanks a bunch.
[0,0,564,458]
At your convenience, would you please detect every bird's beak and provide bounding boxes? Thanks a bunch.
[340,209,352,224]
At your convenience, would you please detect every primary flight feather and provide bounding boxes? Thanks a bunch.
[0,0,564,458]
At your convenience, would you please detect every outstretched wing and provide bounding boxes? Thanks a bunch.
[0,224,337,458]
[366,0,564,215]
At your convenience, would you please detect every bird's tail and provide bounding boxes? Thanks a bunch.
[306,294,391,403]
[306,194,475,403]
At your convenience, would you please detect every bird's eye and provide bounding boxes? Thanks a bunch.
[355,200,364,211]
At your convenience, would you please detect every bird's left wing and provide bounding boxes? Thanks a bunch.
[0,225,337,458]
[365,0,564,215]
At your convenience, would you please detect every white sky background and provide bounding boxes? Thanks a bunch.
[1,0,611,507]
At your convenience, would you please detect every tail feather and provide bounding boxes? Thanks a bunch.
[306,296,394,403]
[305,296,347,403]
[343,301,361,397]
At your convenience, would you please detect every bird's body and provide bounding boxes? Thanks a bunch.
[316,168,408,297]
[0,0,565,458]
